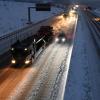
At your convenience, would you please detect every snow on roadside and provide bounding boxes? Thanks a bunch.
[93,8,100,16]
[0,1,63,37]
[64,10,100,100]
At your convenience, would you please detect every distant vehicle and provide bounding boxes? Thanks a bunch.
[10,26,53,65]
[55,32,66,43]
[94,18,100,22]
[55,32,73,43]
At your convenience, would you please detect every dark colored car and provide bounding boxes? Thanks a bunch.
[55,32,66,43]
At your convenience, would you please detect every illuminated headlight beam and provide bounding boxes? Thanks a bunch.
[11,59,16,64]
[75,5,79,8]
[25,60,30,64]
[55,38,59,42]
[62,38,66,42]
[11,48,14,51]
[24,48,28,51]
[70,10,76,13]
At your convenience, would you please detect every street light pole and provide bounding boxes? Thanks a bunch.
[28,7,31,23]
[27,7,35,24]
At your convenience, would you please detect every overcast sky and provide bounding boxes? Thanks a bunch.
[1,0,100,8]
[55,0,100,8]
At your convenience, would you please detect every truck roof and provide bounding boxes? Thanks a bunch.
[11,37,34,49]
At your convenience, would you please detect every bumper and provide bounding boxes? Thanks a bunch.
[11,59,31,65]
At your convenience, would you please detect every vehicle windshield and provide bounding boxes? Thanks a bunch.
[58,33,65,37]
[12,47,30,58]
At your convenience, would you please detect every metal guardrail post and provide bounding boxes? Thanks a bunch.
[33,38,36,56]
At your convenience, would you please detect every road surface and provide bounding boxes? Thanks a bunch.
[0,11,77,100]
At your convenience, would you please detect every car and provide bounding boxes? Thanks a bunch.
[55,32,66,43]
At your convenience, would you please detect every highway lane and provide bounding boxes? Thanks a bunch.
[83,10,100,51]
[0,11,77,100]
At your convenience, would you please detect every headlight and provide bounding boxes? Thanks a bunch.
[70,10,76,13]
[73,7,77,10]
[11,48,14,51]
[25,60,30,64]
[62,38,66,42]
[75,5,79,8]
[24,48,28,51]
[55,38,59,42]
[11,59,16,64]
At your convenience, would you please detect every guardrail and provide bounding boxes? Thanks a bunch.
[0,12,64,55]
[0,23,38,55]
[0,20,48,54]
[0,2,66,55]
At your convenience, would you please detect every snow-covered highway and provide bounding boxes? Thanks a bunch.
[0,0,100,100]
[64,9,100,100]
[0,10,77,100]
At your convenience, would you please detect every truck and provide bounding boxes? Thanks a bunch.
[10,26,53,66]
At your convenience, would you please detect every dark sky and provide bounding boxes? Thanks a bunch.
[1,0,100,8]
[52,0,100,9]
[57,0,100,8]
[74,0,100,8]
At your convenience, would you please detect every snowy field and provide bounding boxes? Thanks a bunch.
[93,8,100,16]
[64,10,100,100]
[0,1,63,37]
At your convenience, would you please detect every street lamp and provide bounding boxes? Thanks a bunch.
[75,5,79,8]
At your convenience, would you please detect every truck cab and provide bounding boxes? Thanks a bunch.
[11,40,34,65]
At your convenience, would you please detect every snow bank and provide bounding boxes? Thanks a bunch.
[93,8,100,16]
[0,1,63,37]
[64,10,100,100]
